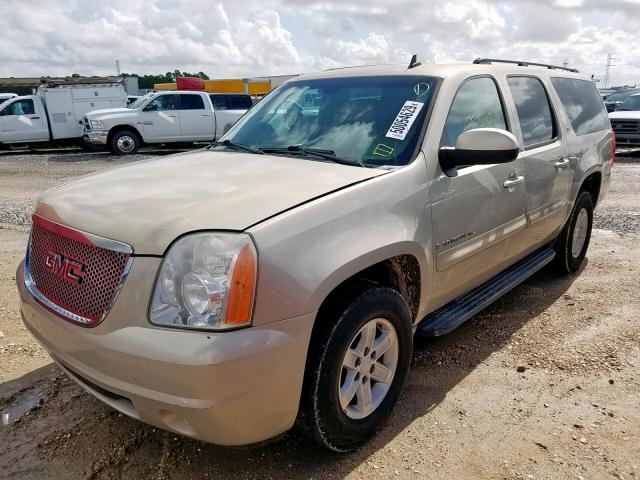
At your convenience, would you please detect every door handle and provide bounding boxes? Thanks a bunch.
[167,114,177,118]
[30,116,40,120]
[554,158,570,170]
[201,113,212,117]
[503,176,525,189]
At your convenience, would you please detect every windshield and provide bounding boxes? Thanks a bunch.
[606,90,640,102]
[221,75,439,167]
[129,92,156,109]
[619,95,640,111]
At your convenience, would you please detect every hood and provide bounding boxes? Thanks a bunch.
[609,110,640,120]
[35,150,386,255]
[85,108,137,120]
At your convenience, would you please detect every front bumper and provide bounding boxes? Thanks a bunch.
[83,129,108,145]
[17,258,315,446]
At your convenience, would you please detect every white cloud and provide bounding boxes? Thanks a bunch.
[0,0,638,86]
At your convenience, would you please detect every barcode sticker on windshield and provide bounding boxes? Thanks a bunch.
[385,101,424,141]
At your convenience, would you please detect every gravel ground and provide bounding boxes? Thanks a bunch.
[0,152,154,226]
[0,152,638,480]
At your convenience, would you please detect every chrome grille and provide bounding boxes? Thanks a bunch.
[611,119,640,134]
[25,214,132,327]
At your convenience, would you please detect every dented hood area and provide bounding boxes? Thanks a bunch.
[35,150,385,255]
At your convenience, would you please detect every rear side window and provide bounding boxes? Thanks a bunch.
[228,95,252,110]
[507,76,555,147]
[210,95,229,110]
[551,78,610,135]
[442,77,507,147]
[179,94,204,110]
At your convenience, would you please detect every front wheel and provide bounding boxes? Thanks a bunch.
[299,286,413,451]
[554,191,594,274]
[109,130,140,155]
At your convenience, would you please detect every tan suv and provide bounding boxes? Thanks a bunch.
[17,58,613,451]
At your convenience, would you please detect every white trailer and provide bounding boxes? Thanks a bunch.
[0,80,127,147]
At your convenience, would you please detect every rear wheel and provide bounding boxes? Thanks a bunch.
[554,191,594,274]
[299,286,413,451]
[109,130,140,155]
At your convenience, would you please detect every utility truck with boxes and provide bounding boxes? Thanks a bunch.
[0,79,127,148]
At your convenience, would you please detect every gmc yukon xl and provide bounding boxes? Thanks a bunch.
[18,58,613,451]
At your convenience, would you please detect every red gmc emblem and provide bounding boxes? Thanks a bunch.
[45,250,86,285]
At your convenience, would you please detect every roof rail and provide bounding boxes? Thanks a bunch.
[473,58,579,73]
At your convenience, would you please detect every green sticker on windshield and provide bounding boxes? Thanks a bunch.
[414,82,430,97]
[373,143,394,157]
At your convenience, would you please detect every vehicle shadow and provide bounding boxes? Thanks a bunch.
[0,263,583,479]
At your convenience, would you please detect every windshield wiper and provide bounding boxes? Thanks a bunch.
[259,145,366,167]
[210,139,264,155]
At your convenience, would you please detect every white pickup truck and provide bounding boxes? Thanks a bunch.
[83,91,252,155]
[0,82,126,148]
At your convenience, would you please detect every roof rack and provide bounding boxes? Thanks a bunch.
[473,58,579,73]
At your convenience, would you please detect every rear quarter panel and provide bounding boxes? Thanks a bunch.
[544,77,613,212]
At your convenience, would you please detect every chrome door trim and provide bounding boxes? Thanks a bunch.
[436,214,527,271]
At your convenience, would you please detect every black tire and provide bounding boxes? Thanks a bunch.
[554,191,594,274]
[109,130,140,155]
[299,286,413,451]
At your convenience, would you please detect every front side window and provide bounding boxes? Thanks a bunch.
[145,94,178,111]
[0,99,35,116]
[179,94,205,110]
[224,75,439,167]
[551,78,610,135]
[507,76,555,147]
[442,77,507,147]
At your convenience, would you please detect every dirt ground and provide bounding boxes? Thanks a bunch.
[0,152,638,480]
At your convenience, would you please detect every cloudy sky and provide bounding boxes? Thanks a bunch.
[1,0,639,86]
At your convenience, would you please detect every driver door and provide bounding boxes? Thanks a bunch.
[0,98,48,143]
[429,76,527,308]
[140,93,181,142]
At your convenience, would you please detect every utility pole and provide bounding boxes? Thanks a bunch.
[115,59,121,76]
[604,53,615,88]
[563,58,569,68]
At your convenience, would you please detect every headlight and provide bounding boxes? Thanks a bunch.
[89,120,107,129]
[150,233,257,330]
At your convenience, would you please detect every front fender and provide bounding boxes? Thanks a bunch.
[248,156,432,326]
[108,123,145,142]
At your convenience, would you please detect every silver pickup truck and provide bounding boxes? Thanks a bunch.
[18,58,613,451]
[83,91,251,154]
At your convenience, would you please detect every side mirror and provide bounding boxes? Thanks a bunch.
[143,103,158,112]
[439,128,520,177]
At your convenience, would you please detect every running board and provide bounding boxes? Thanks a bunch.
[416,247,556,337]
